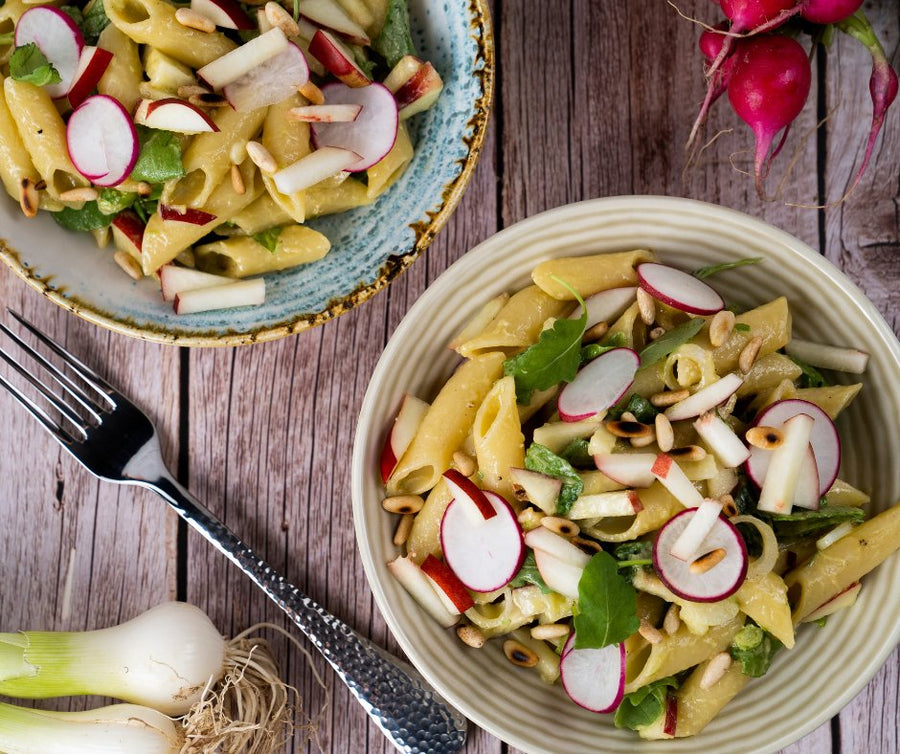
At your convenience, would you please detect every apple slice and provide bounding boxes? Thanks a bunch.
[569,286,638,329]
[557,348,639,422]
[379,394,429,483]
[508,467,562,514]
[637,263,725,315]
[524,527,592,568]
[272,147,361,194]
[159,205,217,226]
[288,104,362,123]
[197,27,288,90]
[307,29,371,88]
[651,454,705,508]
[191,0,254,30]
[692,411,750,469]
[383,55,424,93]
[442,469,495,521]
[756,413,815,514]
[792,446,821,510]
[567,490,642,520]
[111,211,145,259]
[134,98,219,134]
[66,95,138,187]
[223,42,310,111]
[532,549,586,600]
[800,582,861,623]
[669,498,723,562]
[173,278,265,314]
[394,61,444,120]
[593,453,657,488]
[300,0,370,45]
[784,338,869,374]
[664,372,743,422]
[15,6,84,99]
[387,556,458,628]
[159,264,235,302]
[67,46,113,108]
[559,633,625,713]
[440,490,524,592]
[420,554,474,613]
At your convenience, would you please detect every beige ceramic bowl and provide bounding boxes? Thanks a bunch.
[352,196,900,753]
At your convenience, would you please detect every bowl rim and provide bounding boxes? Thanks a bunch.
[0,0,495,347]
[351,195,900,753]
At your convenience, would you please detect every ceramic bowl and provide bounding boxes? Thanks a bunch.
[0,0,493,346]
[352,196,900,753]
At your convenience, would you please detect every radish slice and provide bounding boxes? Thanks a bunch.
[652,454,705,508]
[746,399,840,496]
[15,6,84,99]
[669,499,723,562]
[67,46,113,109]
[569,286,637,329]
[197,27,288,90]
[223,42,310,111]
[653,509,748,602]
[664,373,743,422]
[440,490,524,592]
[593,453,657,488]
[442,469,495,521]
[66,95,138,187]
[532,549,585,599]
[559,633,625,713]
[693,411,750,468]
[311,82,398,171]
[191,0,254,30]
[557,348,639,422]
[379,394,429,483]
[637,263,725,315]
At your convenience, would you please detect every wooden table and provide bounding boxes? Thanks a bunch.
[1,2,897,752]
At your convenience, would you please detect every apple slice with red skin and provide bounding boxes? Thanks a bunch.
[159,204,217,226]
[442,469,494,521]
[664,372,743,422]
[383,55,424,93]
[223,42,310,111]
[693,410,750,469]
[66,95,138,187]
[394,61,444,120]
[387,556,458,628]
[307,29,370,88]
[134,98,219,134]
[300,0,370,46]
[508,467,562,514]
[159,264,235,302]
[791,446,821,510]
[15,6,84,99]
[191,0,254,30]
[173,278,265,315]
[637,262,725,315]
[559,633,626,713]
[593,453,657,488]
[420,554,474,613]
[801,581,861,623]
[379,394,429,483]
[111,211,145,259]
[288,104,362,123]
[557,348,639,422]
[67,46,113,108]
[197,27,288,90]
[567,490,642,520]
[669,498,723,562]
[756,413,815,515]
[652,453,705,508]
[532,549,585,600]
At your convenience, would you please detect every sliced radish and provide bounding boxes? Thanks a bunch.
[288,104,362,123]
[66,95,138,187]
[420,554,474,613]
[15,6,84,99]
[557,348,639,422]
[191,0,254,30]
[197,28,287,90]
[159,205,217,226]
[569,286,637,329]
[223,42,310,111]
[653,509,748,602]
[746,399,840,496]
[379,394,429,483]
[307,29,371,88]
[637,263,725,315]
[508,467,562,515]
[693,411,750,469]
[300,0,370,46]
[67,46,113,109]
[134,98,219,134]
[593,453,657,488]
[756,413,815,515]
[669,498,723,562]
[559,633,625,713]
[801,582,861,623]
[272,147,361,194]
[567,490,642,520]
[387,556,458,628]
[532,549,586,600]
[442,469,495,522]
[159,264,234,302]
[524,527,592,568]
[652,454,705,508]
[440,490,524,592]
[311,82,398,171]
[664,373,744,422]
[784,338,869,374]
[174,279,265,314]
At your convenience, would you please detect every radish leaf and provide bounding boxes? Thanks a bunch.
[574,551,640,649]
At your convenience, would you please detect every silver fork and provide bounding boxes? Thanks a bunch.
[0,310,467,754]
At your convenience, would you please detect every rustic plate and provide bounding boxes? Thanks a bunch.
[0,0,493,346]
[352,196,900,753]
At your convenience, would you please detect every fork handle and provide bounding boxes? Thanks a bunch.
[145,472,467,753]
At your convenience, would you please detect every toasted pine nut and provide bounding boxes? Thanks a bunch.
[690,547,727,574]
[663,604,681,635]
[113,251,142,280]
[739,335,763,373]
[630,433,656,448]
[452,450,476,477]
[175,7,216,32]
[746,425,784,450]
[699,652,733,690]
[382,494,424,515]
[581,321,609,344]
[177,84,210,98]
[571,536,603,553]
[230,164,246,195]
[649,326,666,340]
[541,516,579,537]
[136,181,153,196]
[516,507,544,530]
[264,1,300,36]
[503,640,538,668]
[19,178,38,218]
[59,187,99,203]
[606,420,653,439]
[668,445,707,462]
[720,493,738,517]
[638,619,663,645]
[189,92,228,108]
[709,310,736,348]
[246,140,277,173]
[299,80,325,105]
[392,513,414,546]
[655,413,674,452]
[530,623,570,641]
[636,287,656,326]
[649,388,690,407]
[457,625,485,649]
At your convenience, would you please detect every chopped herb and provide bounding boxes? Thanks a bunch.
[580,332,627,364]
[252,226,283,253]
[734,322,751,332]
[614,676,679,731]
[372,0,416,68]
[524,443,582,516]
[791,356,829,388]
[508,552,551,593]
[9,44,61,86]
[693,257,763,280]
[52,202,114,232]
[97,188,136,216]
[767,505,865,540]
[730,623,782,677]
[610,393,658,423]
[573,551,640,650]
[81,0,111,45]
[638,317,705,368]
[558,438,593,469]
[130,126,185,184]
[613,541,653,562]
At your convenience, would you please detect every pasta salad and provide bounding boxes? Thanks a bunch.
[378,249,900,740]
[0,0,441,313]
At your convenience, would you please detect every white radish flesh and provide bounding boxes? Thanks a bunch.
[135,98,219,134]
[557,348,639,422]
[272,147,361,194]
[442,468,495,522]
[593,452,657,488]
[66,95,138,186]
[664,373,743,422]
[567,490,642,520]
[669,499,723,562]
[693,411,750,468]
[756,413,815,514]
[651,453,705,508]
[14,7,84,99]
[569,286,637,329]
[387,556,459,628]
[637,263,725,315]
[223,42,310,111]
[784,338,869,374]
[174,278,265,314]
[792,446,821,510]
[559,634,625,713]
[524,527,591,568]
[300,0,371,45]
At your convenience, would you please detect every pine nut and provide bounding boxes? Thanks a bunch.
[630,433,656,448]
[382,494,424,515]
[621,411,638,423]
[540,516,579,537]
[113,251,142,280]
[189,92,228,108]
[299,80,325,105]
[177,84,210,98]
[175,7,216,32]
[264,1,300,36]
[516,507,544,530]
[457,625,485,649]
[136,181,153,196]
[690,547,727,574]
[638,619,663,644]
[452,450,476,478]
[246,141,277,173]
[650,389,690,407]
[503,640,538,668]
[530,623,570,641]
[668,445,707,462]
[649,326,666,340]
[746,425,784,450]
[19,178,38,218]
[720,494,738,517]
[636,288,656,326]
[581,321,609,344]
[739,335,763,373]
[230,164,245,195]
[663,604,681,635]
[59,187,99,202]
[709,310,736,348]
[655,413,674,452]
[699,652,733,690]
[392,513,414,546]
[571,536,603,554]
[606,420,653,439]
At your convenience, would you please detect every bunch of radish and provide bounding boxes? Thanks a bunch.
[685,1,898,199]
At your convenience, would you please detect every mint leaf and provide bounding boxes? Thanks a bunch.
[373,0,416,67]
[508,552,551,593]
[252,226,283,253]
[524,443,582,516]
[130,126,185,184]
[693,257,763,280]
[81,0,110,45]
[614,676,679,730]
[52,202,114,232]
[97,188,136,215]
[734,322,751,332]
[638,317,705,368]
[9,44,61,86]
[559,438,592,469]
[573,551,640,649]
[730,624,782,677]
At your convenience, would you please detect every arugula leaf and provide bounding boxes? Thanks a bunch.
[609,393,658,423]
[767,505,865,539]
[638,317,705,368]
[9,44,61,86]
[559,438,593,469]
[730,624,782,677]
[524,443,582,516]
[693,257,763,280]
[97,188,136,216]
[81,0,111,45]
[252,226,283,253]
[791,356,829,388]
[52,202,114,232]
[372,0,416,68]
[130,126,185,184]
[573,551,640,649]
[508,552,551,593]
[614,676,679,730]
[580,332,627,364]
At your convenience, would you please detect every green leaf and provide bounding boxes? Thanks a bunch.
[60,5,85,25]
[96,188,136,216]
[573,551,640,649]
[559,438,593,469]
[81,0,111,45]
[730,624,782,677]
[580,331,627,365]
[524,443,583,516]
[767,505,865,540]
[351,44,376,79]
[791,356,829,388]
[614,676,679,730]
[252,226,283,253]
[609,393,658,423]
[52,202,114,232]
[693,257,763,280]
[734,322,751,332]
[638,317,705,368]
[9,44,61,86]
[130,126,185,184]
[508,552,552,593]
[372,0,416,68]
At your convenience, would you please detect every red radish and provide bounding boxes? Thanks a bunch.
[66,95,138,187]
[111,211,145,259]
[664,373,744,422]
[556,348,639,422]
[173,278,265,314]
[67,46,113,109]
[652,454,705,509]
[687,24,740,153]
[300,0,371,46]
[442,469,495,521]
[190,0,254,30]
[693,411,750,468]
[726,34,812,198]
[798,0,862,24]
[637,263,724,315]
[14,6,84,99]
[756,412,815,514]
[288,104,362,123]
[669,498,724,562]
[379,394,429,483]
[158,265,235,302]
[272,147,361,194]
[719,0,798,32]
[307,29,371,88]
[508,467,563,514]
[440,491,524,592]
[197,28,288,90]
[394,62,444,120]
[223,42,310,111]
[569,286,637,329]
[524,527,592,568]
[420,555,474,613]
[532,549,587,600]
[559,633,625,713]
[387,556,459,628]
[593,453,657,488]
[312,82,399,171]
[568,490,642,520]
[653,509,748,602]
[134,98,219,134]
[159,205,217,226]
